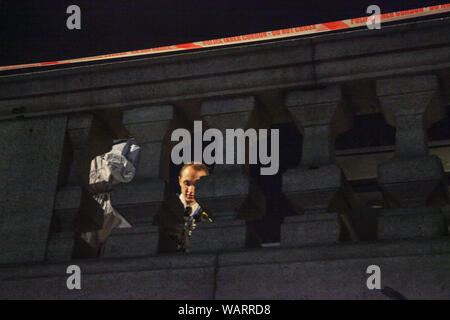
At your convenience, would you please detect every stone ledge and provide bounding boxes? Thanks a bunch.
[103,226,159,258]
[1,17,447,98]
[190,220,247,253]
[378,210,446,240]
[215,253,450,299]
[285,85,340,106]
[2,237,449,279]
[376,74,438,96]
[122,105,174,124]
[201,96,256,115]
[0,237,449,299]
[0,266,216,299]
[1,18,449,120]
[0,252,217,281]
[218,237,450,267]
[314,18,450,61]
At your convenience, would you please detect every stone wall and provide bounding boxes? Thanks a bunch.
[0,17,449,299]
[0,116,67,264]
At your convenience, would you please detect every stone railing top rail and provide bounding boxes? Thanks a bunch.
[0,17,449,120]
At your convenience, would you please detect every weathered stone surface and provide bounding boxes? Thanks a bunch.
[281,213,341,247]
[378,156,448,208]
[282,167,356,245]
[202,96,256,115]
[316,34,450,84]
[122,105,173,143]
[286,86,353,166]
[382,100,443,157]
[49,181,82,263]
[218,237,450,266]
[196,171,250,220]
[2,19,449,120]
[376,75,448,212]
[0,253,216,299]
[199,96,267,220]
[285,85,341,107]
[0,17,449,300]
[111,105,175,234]
[53,186,82,232]
[66,114,94,186]
[377,75,444,156]
[282,86,356,244]
[54,186,83,210]
[123,105,174,181]
[378,208,446,240]
[103,225,159,258]
[1,237,449,299]
[0,116,67,264]
[377,74,439,96]
[134,141,165,178]
[124,123,172,144]
[68,114,94,130]
[201,96,256,130]
[112,179,165,205]
[110,179,165,225]
[283,164,343,194]
[334,144,450,183]
[216,253,450,299]
[443,205,450,233]
[46,232,74,262]
[314,19,450,61]
[378,155,445,183]
[189,220,247,253]
[122,105,174,124]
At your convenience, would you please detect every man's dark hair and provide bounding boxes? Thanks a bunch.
[179,163,209,177]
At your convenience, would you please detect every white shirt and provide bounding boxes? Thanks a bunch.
[179,194,200,218]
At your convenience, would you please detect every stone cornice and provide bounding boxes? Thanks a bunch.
[0,17,449,120]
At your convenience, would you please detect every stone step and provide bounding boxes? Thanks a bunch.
[2,237,448,280]
[103,225,159,258]
[0,237,448,299]
[189,220,247,253]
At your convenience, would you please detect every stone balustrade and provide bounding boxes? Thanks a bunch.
[0,17,449,299]
[376,74,448,240]
[281,85,358,247]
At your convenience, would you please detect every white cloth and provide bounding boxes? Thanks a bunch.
[82,139,140,248]
[88,139,140,193]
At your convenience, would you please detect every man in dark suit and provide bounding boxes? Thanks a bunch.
[155,163,211,253]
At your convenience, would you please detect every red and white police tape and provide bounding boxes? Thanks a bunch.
[1,3,449,72]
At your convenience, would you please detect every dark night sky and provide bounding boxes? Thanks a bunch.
[0,0,447,69]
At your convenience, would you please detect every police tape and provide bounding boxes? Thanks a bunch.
[1,3,449,72]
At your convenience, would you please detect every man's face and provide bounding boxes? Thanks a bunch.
[179,166,207,205]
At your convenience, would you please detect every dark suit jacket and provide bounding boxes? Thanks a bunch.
[153,192,185,252]
[153,192,212,253]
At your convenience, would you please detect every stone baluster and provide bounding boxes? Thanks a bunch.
[376,75,448,240]
[46,114,97,261]
[184,96,268,252]
[104,105,176,258]
[281,85,358,247]
[48,114,116,261]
